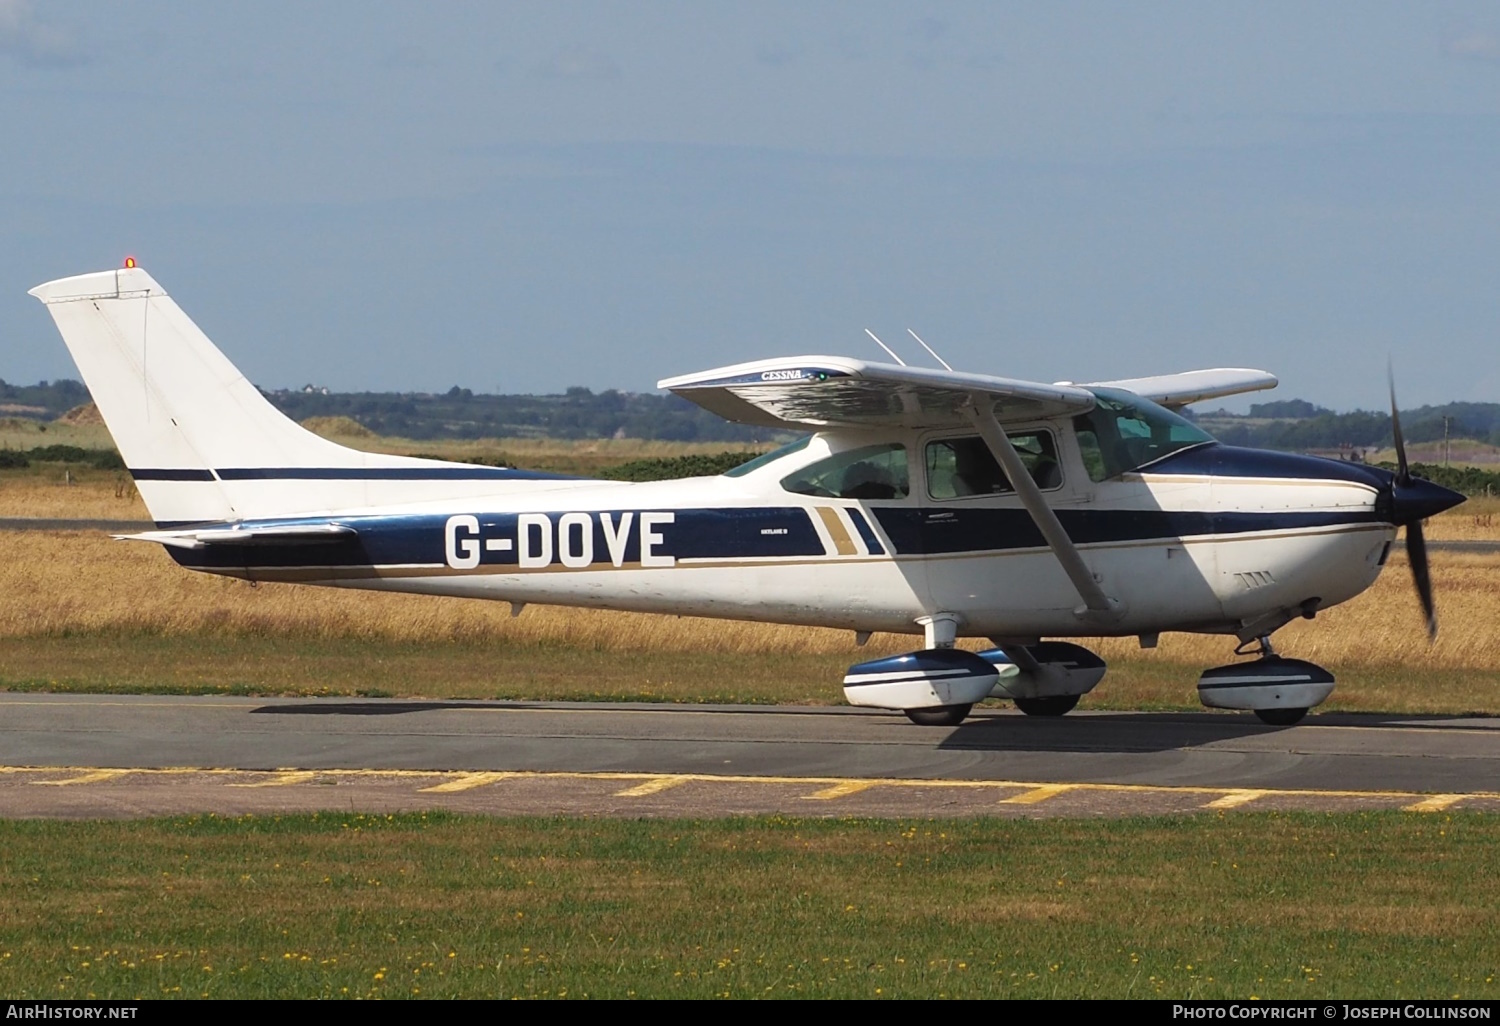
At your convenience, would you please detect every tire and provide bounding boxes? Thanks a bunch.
[904,704,973,727]
[1013,695,1080,717]
[1254,707,1308,726]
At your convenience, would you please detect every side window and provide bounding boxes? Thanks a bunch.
[781,443,910,500]
[925,432,1061,499]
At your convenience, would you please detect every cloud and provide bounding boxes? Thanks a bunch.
[0,0,82,66]
[532,48,621,81]
[1445,31,1500,63]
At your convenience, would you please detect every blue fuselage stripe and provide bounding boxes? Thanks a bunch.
[847,508,886,555]
[129,468,216,482]
[214,467,575,481]
[163,501,1384,572]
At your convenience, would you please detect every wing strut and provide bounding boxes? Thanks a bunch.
[964,394,1123,621]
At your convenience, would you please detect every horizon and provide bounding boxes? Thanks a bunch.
[2,370,1495,421]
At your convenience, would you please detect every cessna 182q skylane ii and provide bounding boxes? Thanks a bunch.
[30,265,1464,726]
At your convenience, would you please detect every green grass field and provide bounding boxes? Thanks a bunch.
[0,812,1493,999]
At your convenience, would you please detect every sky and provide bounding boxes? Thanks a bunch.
[2,1,1499,412]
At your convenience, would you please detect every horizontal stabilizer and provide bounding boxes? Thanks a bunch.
[1083,368,1277,408]
[115,522,357,550]
[660,356,1095,430]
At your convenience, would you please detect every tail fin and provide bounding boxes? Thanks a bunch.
[30,267,573,525]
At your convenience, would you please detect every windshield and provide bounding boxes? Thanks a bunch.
[1074,387,1215,481]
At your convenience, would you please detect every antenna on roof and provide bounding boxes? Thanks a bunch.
[907,329,954,372]
[864,329,907,366]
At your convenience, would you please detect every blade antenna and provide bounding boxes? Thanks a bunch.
[907,328,954,371]
[864,329,907,367]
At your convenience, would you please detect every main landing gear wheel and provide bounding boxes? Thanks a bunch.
[1254,707,1308,726]
[1013,696,1080,717]
[904,704,973,727]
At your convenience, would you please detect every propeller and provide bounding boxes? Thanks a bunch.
[1387,368,1448,640]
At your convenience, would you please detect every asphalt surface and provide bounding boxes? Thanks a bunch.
[1,694,1496,818]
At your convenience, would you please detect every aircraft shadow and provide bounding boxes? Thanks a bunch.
[936,708,1495,755]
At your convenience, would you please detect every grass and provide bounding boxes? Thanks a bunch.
[0,811,1494,999]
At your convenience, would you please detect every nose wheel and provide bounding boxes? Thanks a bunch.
[1013,695,1080,717]
[1254,707,1308,726]
[1198,637,1334,725]
[904,704,973,726]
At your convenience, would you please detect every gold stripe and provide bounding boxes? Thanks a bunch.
[815,506,856,556]
[1204,789,1266,809]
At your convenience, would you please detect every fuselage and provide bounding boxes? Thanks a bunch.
[165,423,1405,643]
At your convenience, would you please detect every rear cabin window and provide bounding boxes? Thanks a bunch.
[780,443,910,500]
[925,432,1061,499]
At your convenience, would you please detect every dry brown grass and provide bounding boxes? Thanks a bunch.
[3,533,1495,668]
[1424,495,1500,541]
[0,418,114,451]
[0,468,146,520]
[0,531,861,655]
[312,428,774,476]
[1,529,1497,709]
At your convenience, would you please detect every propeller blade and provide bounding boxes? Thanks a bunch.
[1407,518,1437,641]
[1388,363,1410,486]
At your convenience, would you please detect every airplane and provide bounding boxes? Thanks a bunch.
[28,264,1465,727]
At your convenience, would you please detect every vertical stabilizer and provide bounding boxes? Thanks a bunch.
[29,267,576,524]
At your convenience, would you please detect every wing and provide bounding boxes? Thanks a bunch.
[659,356,1095,430]
[1082,368,1277,409]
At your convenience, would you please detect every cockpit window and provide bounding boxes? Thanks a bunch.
[723,436,811,477]
[925,432,1061,499]
[1075,387,1215,481]
[780,443,910,500]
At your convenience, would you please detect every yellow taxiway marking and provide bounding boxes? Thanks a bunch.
[804,780,879,801]
[0,766,1496,811]
[1403,794,1465,813]
[1204,789,1267,809]
[229,771,318,789]
[33,769,130,786]
[1001,784,1076,805]
[419,772,517,794]
[614,776,691,798]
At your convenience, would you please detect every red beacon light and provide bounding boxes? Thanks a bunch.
[123,257,136,269]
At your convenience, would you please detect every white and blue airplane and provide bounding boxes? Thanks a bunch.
[29,264,1464,726]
